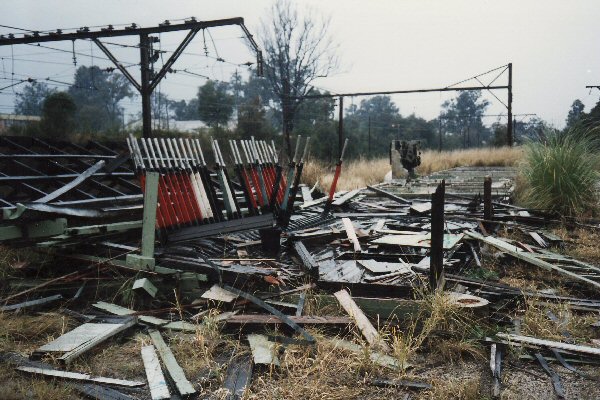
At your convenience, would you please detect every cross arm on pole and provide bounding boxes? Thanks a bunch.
[149,28,200,92]
[93,38,141,92]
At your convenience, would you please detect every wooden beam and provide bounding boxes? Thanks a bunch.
[148,330,196,397]
[223,314,351,325]
[334,289,391,352]
[342,217,362,252]
[467,231,600,291]
[292,241,318,272]
[430,180,445,291]
[141,345,171,400]
[496,333,600,357]
[16,366,143,387]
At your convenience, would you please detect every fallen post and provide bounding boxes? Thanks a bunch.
[148,329,196,397]
[141,345,171,400]
[334,289,391,353]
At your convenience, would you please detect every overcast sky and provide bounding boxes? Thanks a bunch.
[1,0,599,128]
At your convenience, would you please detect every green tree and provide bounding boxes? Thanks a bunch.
[170,99,200,120]
[236,97,276,140]
[347,96,401,157]
[441,91,490,148]
[68,66,133,132]
[40,92,76,136]
[565,99,585,130]
[294,93,336,161]
[260,0,339,156]
[197,80,234,128]
[14,81,56,116]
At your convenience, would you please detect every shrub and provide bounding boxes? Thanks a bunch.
[519,133,599,217]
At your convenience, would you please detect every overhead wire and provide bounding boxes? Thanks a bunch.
[445,64,509,89]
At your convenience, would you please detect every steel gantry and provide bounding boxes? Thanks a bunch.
[0,18,263,138]
[297,64,514,155]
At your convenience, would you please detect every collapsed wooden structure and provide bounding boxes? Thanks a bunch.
[1,138,600,398]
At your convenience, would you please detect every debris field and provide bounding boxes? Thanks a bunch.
[1,135,600,399]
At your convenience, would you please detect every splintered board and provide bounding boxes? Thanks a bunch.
[372,233,464,249]
[33,320,136,363]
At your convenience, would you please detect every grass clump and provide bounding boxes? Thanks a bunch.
[391,291,484,369]
[518,133,599,217]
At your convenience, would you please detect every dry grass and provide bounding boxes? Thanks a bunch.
[303,146,523,191]
[554,227,600,264]
[0,312,79,400]
[421,377,482,400]
[247,331,393,400]
[390,290,484,369]
[0,312,74,353]
[302,158,390,191]
[0,361,77,400]
[245,291,487,399]
[419,146,523,176]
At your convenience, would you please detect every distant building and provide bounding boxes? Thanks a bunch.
[126,118,208,133]
[0,114,41,133]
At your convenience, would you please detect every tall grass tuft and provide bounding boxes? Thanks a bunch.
[519,133,599,217]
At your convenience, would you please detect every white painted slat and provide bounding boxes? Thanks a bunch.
[38,323,120,353]
[148,330,196,397]
[496,333,600,356]
[141,345,171,400]
[16,366,144,387]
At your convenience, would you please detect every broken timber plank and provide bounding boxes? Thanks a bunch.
[292,241,318,272]
[334,289,391,352]
[529,232,548,248]
[223,284,315,344]
[467,231,600,291]
[248,334,280,366]
[148,329,196,397]
[33,160,106,204]
[34,319,136,364]
[141,345,170,400]
[332,188,361,206]
[342,218,362,252]
[16,366,144,387]
[282,294,421,321]
[496,333,600,357]
[223,315,351,325]
[410,202,431,215]
[366,185,411,204]
[300,184,313,203]
[0,294,62,312]
[222,353,253,400]
[92,301,197,332]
